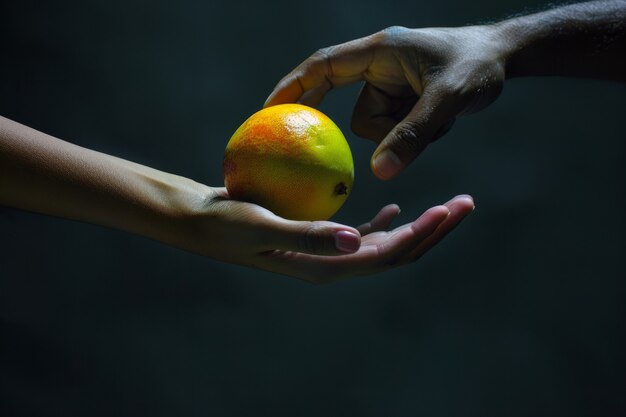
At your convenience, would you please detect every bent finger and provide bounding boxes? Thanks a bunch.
[375,205,450,265]
[357,204,401,235]
[408,195,475,261]
[370,86,452,179]
[258,217,362,256]
[260,205,450,283]
[264,37,377,107]
[351,82,415,143]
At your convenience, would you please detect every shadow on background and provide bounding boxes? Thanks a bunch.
[1,0,625,416]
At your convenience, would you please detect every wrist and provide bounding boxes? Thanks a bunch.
[491,15,543,80]
[486,18,528,80]
[479,22,513,75]
[139,171,215,248]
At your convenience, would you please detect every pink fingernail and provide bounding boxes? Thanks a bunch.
[373,149,402,179]
[335,231,360,253]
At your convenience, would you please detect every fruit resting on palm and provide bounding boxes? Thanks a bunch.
[224,104,354,221]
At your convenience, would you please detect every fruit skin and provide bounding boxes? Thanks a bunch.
[224,103,354,221]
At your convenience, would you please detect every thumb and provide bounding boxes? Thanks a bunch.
[371,88,450,180]
[262,219,362,256]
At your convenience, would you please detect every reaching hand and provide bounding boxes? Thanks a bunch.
[264,25,506,180]
[181,189,474,283]
[266,1,626,179]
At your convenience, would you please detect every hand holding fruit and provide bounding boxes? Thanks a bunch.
[4,2,624,282]
[183,188,474,283]
[1,114,474,284]
[216,104,474,282]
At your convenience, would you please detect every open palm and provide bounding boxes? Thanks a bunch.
[197,189,474,283]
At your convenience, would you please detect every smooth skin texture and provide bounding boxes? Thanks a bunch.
[0,116,474,283]
[265,0,626,180]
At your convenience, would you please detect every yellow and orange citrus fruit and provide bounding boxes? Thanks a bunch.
[223,103,354,221]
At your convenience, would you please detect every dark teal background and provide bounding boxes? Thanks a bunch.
[1,0,625,415]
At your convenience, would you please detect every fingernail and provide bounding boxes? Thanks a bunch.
[457,194,475,210]
[263,91,276,108]
[335,231,360,253]
[373,149,402,179]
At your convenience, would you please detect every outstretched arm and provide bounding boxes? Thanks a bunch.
[265,0,626,179]
[0,116,474,283]
[0,115,208,247]
[501,0,626,80]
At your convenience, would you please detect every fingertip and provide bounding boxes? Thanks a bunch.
[263,77,301,108]
[371,149,403,180]
[263,94,276,108]
[378,204,401,223]
[445,194,476,211]
[455,194,474,203]
[264,89,284,108]
[334,230,361,253]
[385,203,401,215]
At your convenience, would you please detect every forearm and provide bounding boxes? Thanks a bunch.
[494,0,626,80]
[0,116,211,246]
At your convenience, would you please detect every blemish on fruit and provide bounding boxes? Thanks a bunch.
[334,182,348,196]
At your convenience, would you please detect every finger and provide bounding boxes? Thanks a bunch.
[408,194,475,261]
[211,190,363,257]
[357,204,400,235]
[212,186,229,199]
[258,217,362,256]
[376,205,450,265]
[351,82,415,143]
[264,37,376,107]
[298,83,332,108]
[260,205,450,283]
[370,86,453,180]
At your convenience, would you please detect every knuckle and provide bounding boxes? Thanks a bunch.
[310,46,336,80]
[432,66,504,116]
[434,78,463,100]
[312,46,335,62]
[299,224,329,254]
[392,121,427,155]
[375,26,411,47]
[380,25,409,39]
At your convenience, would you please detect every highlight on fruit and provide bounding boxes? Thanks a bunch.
[223,103,354,221]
